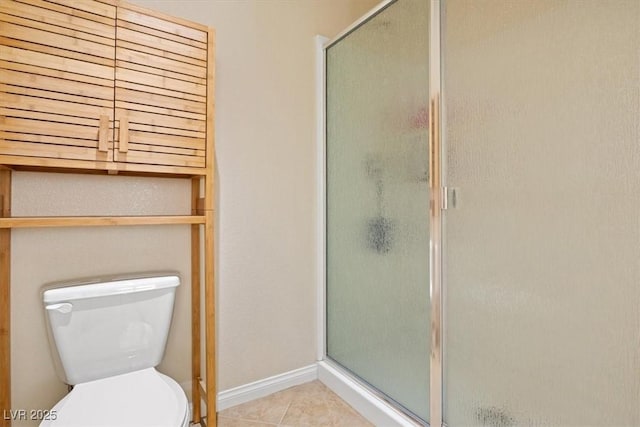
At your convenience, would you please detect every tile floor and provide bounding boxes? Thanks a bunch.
[215,380,373,427]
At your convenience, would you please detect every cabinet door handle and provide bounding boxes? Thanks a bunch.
[119,116,129,153]
[97,115,109,152]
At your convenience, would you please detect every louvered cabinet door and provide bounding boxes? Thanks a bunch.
[114,4,209,174]
[0,0,116,169]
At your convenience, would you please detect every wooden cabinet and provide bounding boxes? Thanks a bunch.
[0,0,213,175]
[114,3,209,172]
[0,0,117,168]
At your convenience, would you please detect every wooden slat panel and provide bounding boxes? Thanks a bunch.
[44,0,116,19]
[116,100,205,121]
[116,60,206,85]
[117,6,207,42]
[117,19,206,50]
[0,10,116,47]
[117,108,204,133]
[0,140,111,162]
[0,36,114,67]
[116,39,205,68]
[91,0,118,6]
[127,122,205,139]
[0,93,113,119]
[111,2,212,174]
[0,45,114,80]
[0,116,107,140]
[0,60,114,87]
[114,160,205,176]
[0,215,204,229]
[127,142,205,157]
[0,1,116,38]
[0,83,113,108]
[128,130,205,150]
[0,21,114,58]
[116,47,205,78]
[3,69,114,101]
[119,150,205,168]
[15,0,115,26]
[0,154,117,172]
[116,80,204,103]
[1,130,106,148]
[116,68,205,97]
[116,87,205,115]
[117,27,206,61]
[0,109,100,127]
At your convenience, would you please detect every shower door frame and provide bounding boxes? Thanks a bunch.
[319,1,444,426]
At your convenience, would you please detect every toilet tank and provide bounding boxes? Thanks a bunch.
[42,274,180,385]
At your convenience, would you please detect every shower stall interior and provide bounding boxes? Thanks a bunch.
[324,1,640,426]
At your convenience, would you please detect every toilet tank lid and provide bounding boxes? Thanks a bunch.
[43,274,180,304]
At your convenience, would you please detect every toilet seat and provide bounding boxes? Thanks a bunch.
[40,368,189,427]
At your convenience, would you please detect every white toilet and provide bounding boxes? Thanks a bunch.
[40,274,190,427]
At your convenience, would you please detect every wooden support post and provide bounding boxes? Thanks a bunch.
[0,170,11,427]
[199,381,208,402]
[191,177,202,424]
[204,27,216,427]
[196,198,205,215]
[204,206,215,425]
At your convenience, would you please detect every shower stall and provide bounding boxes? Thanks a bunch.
[324,1,640,426]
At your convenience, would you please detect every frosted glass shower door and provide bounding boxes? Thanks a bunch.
[325,0,430,421]
[443,1,640,426]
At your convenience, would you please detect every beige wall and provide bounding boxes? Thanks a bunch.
[125,0,379,391]
[11,173,193,422]
[10,0,378,419]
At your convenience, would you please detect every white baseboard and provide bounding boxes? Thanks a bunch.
[216,364,318,411]
[317,360,422,427]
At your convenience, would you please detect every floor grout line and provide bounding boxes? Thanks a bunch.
[277,401,293,426]
[218,414,280,426]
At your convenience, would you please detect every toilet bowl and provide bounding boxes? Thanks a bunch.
[40,369,189,427]
[40,274,189,427]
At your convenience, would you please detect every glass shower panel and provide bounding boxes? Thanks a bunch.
[326,0,430,420]
[443,1,640,426]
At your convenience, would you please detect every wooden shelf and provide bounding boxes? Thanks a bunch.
[0,215,205,229]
